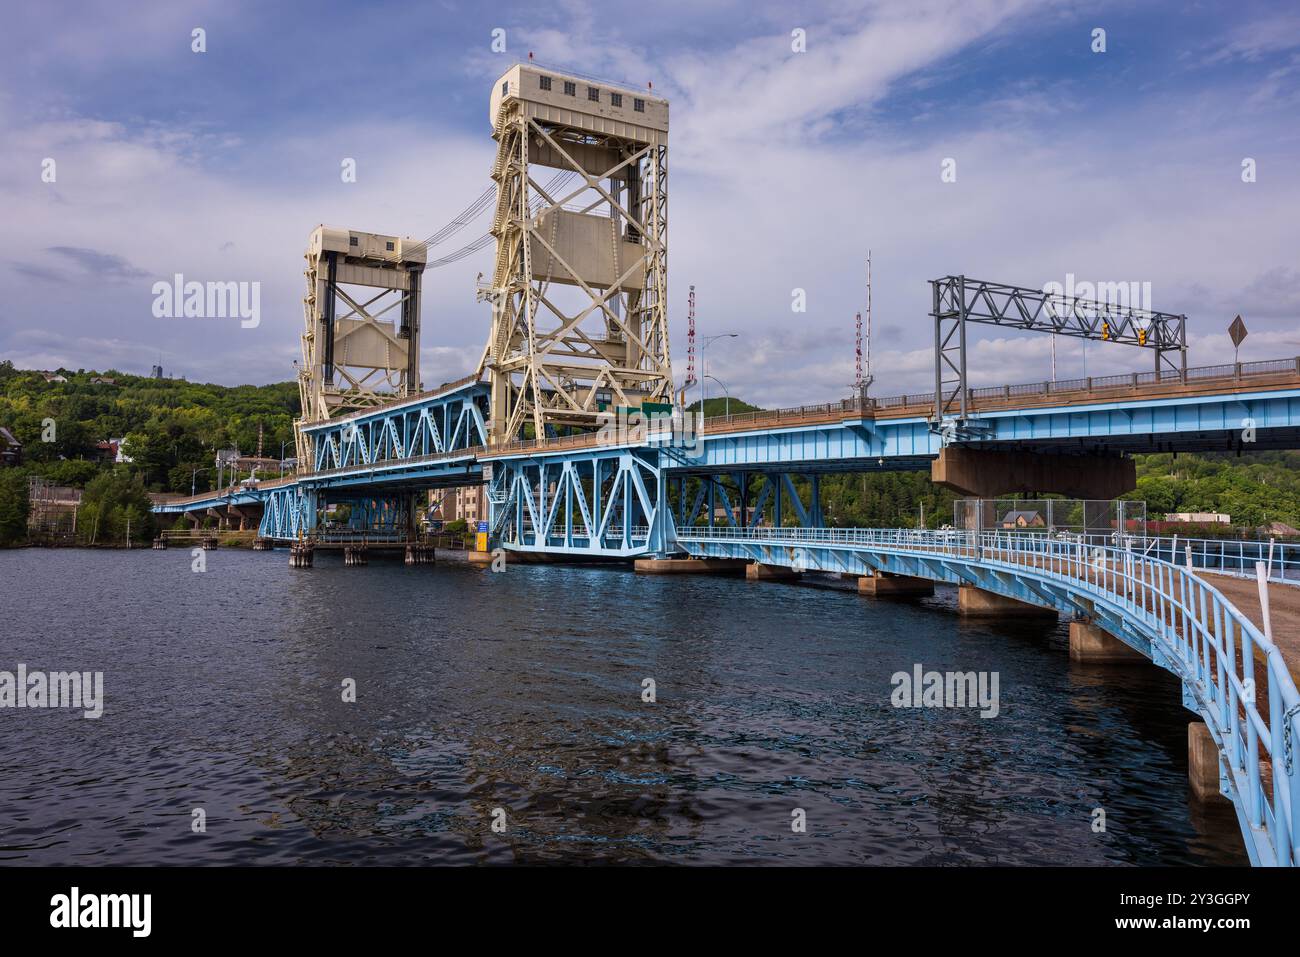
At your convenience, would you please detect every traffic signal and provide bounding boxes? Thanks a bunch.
[1137,328,1147,346]
[1101,322,1110,340]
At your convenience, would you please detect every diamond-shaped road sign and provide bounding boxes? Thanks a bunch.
[1229,314,1248,348]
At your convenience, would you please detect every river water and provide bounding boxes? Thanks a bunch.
[0,547,1245,865]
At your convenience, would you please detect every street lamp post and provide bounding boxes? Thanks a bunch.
[697,333,739,431]
[191,466,212,497]
[705,374,732,418]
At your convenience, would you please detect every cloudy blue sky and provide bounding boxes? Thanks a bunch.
[3,0,1299,406]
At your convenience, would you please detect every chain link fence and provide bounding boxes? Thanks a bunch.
[953,498,1146,537]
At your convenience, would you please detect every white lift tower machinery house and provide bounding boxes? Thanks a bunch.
[478,63,672,442]
[296,226,426,466]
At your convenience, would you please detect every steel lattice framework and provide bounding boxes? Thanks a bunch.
[932,276,1188,424]
[301,380,488,474]
[297,226,427,465]
[477,64,672,442]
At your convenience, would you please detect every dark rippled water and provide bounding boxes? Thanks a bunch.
[0,547,1245,865]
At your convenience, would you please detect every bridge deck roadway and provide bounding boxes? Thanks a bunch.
[1205,573,1300,685]
[698,363,1300,436]
[152,357,1300,512]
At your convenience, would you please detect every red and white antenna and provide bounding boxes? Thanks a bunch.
[855,312,863,388]
[686,285,697,386]
[862,250,874,394]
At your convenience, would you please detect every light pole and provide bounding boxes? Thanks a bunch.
[191,466,212,496]
[280,440,289,478]
[698,333,738,429]
[705,374,732,418]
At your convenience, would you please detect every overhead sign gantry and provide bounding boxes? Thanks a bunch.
[931,275,1188,425]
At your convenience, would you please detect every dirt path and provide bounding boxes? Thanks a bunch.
[1203,573,1300,684]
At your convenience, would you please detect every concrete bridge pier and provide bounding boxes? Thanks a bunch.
[931,447,1136,499]
[226,504,258,531]
[1068,618,1146,664]
[858,572,934,597]
[957,584,1056,618]
[634,557,746,575]
[1188,722,1229,804]
[746,562,801,582]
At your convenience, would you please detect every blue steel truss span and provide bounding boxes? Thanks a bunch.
[154,359,1300,542]
[676,526,1300,868]
[155,378,490,539]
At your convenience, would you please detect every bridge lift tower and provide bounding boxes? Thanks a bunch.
[477,63,673,442]
[295,225,426,466]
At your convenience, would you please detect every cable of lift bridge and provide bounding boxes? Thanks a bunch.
[425,169,583,270]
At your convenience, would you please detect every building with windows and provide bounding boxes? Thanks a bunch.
[428,484,486,525]
[1165,512,1231,524]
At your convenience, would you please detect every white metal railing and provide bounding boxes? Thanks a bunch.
[676,525,1300,866]
[1125,534,1300,585]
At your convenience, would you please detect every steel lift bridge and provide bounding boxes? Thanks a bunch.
[153,62,1300,865]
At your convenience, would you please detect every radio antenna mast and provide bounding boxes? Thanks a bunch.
[687,285,697,387]
[861,250,874,398]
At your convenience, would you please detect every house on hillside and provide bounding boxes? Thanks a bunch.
[95,440,119,464]
[1259,521,1300,538]
[89,376,116,385]
[0,426,22,466]
[39,371,68,383]
[999,509,1045,529]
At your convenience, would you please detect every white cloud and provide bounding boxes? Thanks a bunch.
[4,0,1299,414]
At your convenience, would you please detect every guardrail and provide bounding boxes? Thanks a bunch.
[675,525,1300,867]
[159,529,257,542]
[1100,533,1300,585]
[699,355,1300,434]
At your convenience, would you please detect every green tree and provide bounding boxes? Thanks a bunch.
[79,470,154,545]
[0,469,29,545]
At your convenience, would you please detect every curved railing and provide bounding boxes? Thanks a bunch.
[675,526,1300,867]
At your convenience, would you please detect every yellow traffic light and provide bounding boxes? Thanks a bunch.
[1101,322,1110,340]
[1137,328,1147,345]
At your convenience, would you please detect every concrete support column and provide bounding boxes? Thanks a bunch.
[1068,619,1146,664]
[858,573,934,597]
[746,562,800,581]
[957,584,1056,618]
[1188,722,1227,804]
[931,447,1136,499]
[635,557,746,575]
